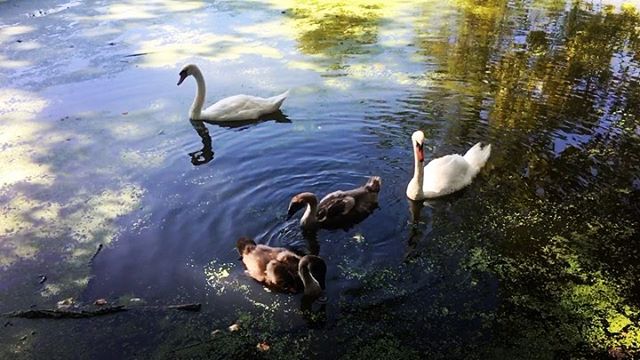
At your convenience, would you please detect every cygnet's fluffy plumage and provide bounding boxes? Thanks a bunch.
[236,237,326,299]
[287,176,381,230]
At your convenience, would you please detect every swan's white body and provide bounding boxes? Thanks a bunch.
[178,64,289,121]
[407,131,491,200]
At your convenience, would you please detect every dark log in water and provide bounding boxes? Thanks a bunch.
[3,303,202,319]
[5,306,127,319]
[167,303,202,312]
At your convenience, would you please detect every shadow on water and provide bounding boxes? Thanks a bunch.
[200,109,292,129]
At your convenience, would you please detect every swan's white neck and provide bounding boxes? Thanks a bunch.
[407,145,424,200]
[414,147,424,185]
[299,264,321,297]
[189,67,206,120]
[300,202,317,227]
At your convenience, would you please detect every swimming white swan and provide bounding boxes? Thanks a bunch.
[177,64,289,121]
[406,131,491,200]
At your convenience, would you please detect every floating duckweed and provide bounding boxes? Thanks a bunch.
[204,260,235,295]
[352,233,366,244]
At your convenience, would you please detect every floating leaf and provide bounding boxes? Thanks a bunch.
[256,341,270,352]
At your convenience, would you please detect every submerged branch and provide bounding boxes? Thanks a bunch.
[5,306,127,319]
[3,303,202,319]
[167,303,202,312]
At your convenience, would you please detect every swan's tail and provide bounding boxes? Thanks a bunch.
[268,90,290,110]
[463,142,492,171]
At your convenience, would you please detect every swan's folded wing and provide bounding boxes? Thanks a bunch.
[203,95,249,114]
[202,95,274,121]
[424,155,468,178]
[423,155,470,194]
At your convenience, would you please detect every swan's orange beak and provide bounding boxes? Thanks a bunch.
[177,71,188,86]
[416,142,424,162]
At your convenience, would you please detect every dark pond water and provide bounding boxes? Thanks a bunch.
[1,0,640,359]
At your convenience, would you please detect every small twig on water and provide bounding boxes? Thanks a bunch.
[123,52,150,58]
[89,244,103,264]
[167,303,202,312]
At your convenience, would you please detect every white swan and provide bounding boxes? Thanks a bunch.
[406,130,491,200]
[177,64,289,121]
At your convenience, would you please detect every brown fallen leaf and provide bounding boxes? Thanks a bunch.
[256,341,270,352]
[94,299,108,306]
[608,346,629,360]
[228,323,240,332]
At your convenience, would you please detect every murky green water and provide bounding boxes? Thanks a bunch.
[1,0,639,358]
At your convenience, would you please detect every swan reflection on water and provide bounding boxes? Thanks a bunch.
[405,198,426,261]
[188,119,214,165]
[187,111,291,166]
[405,189,468,260]
[301,295,327,328]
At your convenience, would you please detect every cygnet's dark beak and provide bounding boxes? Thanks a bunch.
[177,71,188,86]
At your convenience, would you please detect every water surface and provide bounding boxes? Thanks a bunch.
[1,0,639,358]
